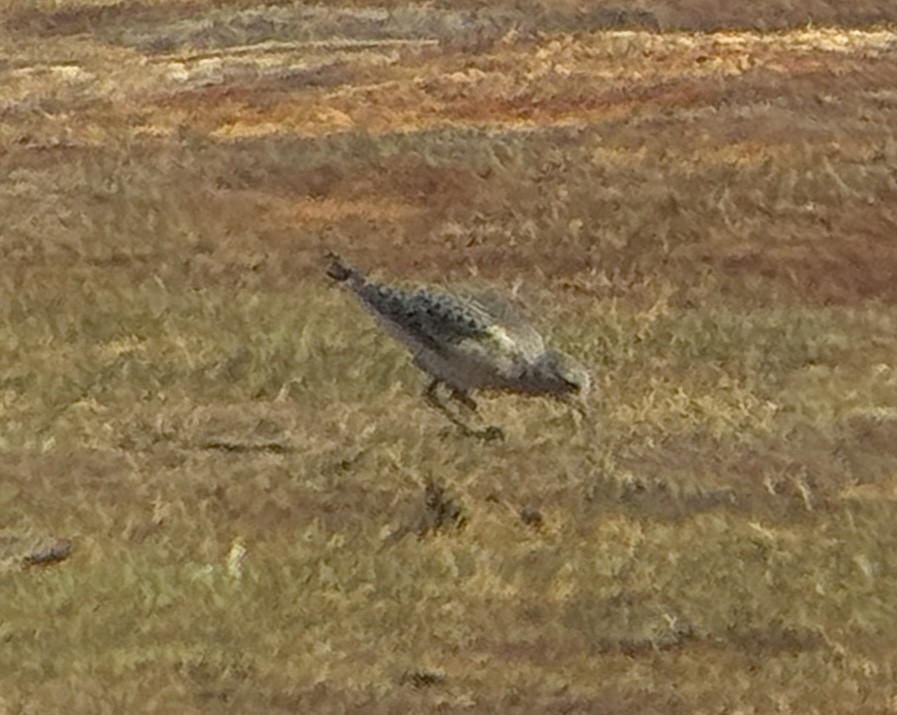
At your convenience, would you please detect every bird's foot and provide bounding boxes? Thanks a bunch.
[474,425,505,442]
[438,424,504,442]
[424,382,503,441]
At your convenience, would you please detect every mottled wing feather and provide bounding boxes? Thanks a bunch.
[463,289,528,324]
[354,281,491,352]
[464,291,546,362]
[408,290,494,346]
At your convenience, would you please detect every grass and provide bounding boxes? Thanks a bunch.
[1,1,897,712]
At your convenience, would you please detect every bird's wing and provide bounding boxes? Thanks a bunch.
[462,289,526,322]
[404,290,495,349]
[462,290,546,362]
[355,282,492,353]
[352,279,547,380]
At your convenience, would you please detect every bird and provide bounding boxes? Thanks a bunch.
[325,253,590,440]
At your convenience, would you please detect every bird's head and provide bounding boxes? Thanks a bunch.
[531,349,591,414]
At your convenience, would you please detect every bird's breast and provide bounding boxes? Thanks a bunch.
[414,344,511,392]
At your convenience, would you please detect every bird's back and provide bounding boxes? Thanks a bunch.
[328,254,493,350]
[327,254,552,392]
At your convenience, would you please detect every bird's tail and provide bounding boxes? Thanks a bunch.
[325,251,363,284]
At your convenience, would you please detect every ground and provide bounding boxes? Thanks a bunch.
[1,1,897,712]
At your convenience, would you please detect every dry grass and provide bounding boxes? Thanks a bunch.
[2,2,897,712]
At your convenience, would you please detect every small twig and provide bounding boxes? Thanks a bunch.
[23,539,73,568]
[199,441,292,454]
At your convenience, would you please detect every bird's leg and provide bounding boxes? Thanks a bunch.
[447,388,505,442]
[424,381,503,442]
[449,388,478,413]
[571,398,589,423]
[423,380,475,435]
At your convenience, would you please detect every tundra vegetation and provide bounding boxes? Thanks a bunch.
[2,1,897,711]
